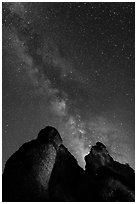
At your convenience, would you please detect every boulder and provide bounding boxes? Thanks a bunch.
[3,126,62,201]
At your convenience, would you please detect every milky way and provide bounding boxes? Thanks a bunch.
[3,2,135,169]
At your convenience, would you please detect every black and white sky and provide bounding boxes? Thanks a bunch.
[2,2,135,169]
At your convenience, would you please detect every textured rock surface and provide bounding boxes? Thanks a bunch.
[3,127,135,202]
[2,126,62,201]
[85,142,135,201]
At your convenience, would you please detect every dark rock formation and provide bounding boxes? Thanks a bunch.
[48,144,92,201]
[85,142,135,201]
[2,126,62,201]
[3,127,135,202]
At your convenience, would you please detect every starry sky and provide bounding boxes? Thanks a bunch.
[2,2,135,170]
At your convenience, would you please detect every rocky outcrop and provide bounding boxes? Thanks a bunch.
[48,144,92,201]
[2,127,135,202]
[85,142,135,201]
[2,126,62,201]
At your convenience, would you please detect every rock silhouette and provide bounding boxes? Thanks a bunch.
[48,144,92,201]
[3,126,135,202]
[85,142,135,201]
[3,126,62,201]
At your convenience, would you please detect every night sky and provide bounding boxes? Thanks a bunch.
[2,2,135,170]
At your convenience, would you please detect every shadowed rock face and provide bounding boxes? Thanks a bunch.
[85,142,135,201]
[2,126,62,201]
[3,126,135,202]
[48,144,93,201]
[85,142,113,174]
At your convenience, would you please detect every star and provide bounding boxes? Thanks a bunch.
[3,2,135,170]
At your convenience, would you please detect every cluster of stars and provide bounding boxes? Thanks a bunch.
[3,2,134,169]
